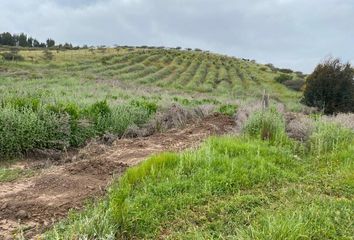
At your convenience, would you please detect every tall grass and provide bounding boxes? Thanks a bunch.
[243,107,286,142]
[45,131,354,239]
[0,98,156,159]
[308,121,354,155]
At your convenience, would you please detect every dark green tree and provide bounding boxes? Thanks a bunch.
[46,38,55,48]
[33,39,40,47]
[0,32,15,46]
[27,37,34,47]
[303,58,354,114]
[18,33,28,47]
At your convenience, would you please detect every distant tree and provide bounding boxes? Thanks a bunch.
[275,74,293,83]
[303,58,354,114]
[278,68,293,74]
[33,39,40,47]
[46,38,55,48]
[18,33,28,47]
[0,32,15,46]
[27,37,34,47]
[63,43,73,49]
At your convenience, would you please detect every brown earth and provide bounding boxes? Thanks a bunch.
[0,114,235,239]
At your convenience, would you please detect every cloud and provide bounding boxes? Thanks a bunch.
[0,0,353,72]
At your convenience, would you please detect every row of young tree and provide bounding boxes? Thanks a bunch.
[0,32,74,49]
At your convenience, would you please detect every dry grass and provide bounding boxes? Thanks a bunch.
[322,113,354,131]
[123,104,206,138]
[285,112,315,141]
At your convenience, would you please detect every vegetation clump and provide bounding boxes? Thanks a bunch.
[0,98,156,159]
[303,58,354,114]
[243,107,286,142]
[275,73,293,83]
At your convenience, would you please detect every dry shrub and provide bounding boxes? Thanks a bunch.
[322,113,354,131]
[284,112,314,141]
[123,104,205,138]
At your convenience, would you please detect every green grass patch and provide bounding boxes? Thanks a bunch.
[217,104,238,116]
[45,120,354,239]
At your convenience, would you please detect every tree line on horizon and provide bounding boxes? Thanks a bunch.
[0,32,74,49]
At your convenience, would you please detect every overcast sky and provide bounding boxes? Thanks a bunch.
[1,0,353,72]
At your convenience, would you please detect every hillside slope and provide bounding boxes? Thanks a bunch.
[1,47,302,103]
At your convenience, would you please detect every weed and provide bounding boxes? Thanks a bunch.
[218,104,238,116]
[243,107,286,142]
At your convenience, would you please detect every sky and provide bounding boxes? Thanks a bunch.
[0,0,353,73]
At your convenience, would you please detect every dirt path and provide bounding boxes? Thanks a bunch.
[0,114,235,239]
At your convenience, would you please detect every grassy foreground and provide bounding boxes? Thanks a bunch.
[46,115,353,239]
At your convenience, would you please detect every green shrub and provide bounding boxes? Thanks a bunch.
[308,121,354,155]
[275,74,293,83]
[0,99,155,158]
[278,68,293,74]
[129,99,158,115]
[243,107,286,142]
[96,105,151,135]
[0,107,70,157]
[86,100,111,119]
[218,104,238,116]
[2,96,40,112]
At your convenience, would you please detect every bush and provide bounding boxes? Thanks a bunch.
[283,79,305,91]
[0,99,156,159]
[275,74,293,83]
[0,107,70,157]
[243,107,286,142]
[218,104,238,116]
[278,68,293,74]
[303,58,354,114]
[129,99,158,116]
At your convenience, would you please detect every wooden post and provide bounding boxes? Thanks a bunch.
[262,90,269,110]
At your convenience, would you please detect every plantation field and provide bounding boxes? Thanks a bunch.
[2,47,302,100]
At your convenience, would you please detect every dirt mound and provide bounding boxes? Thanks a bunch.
[66,158,128,176]
[0,114,235,239]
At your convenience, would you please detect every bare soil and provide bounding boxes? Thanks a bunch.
[0,114,235,239]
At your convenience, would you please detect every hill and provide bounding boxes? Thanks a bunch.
[1,47,303,103]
